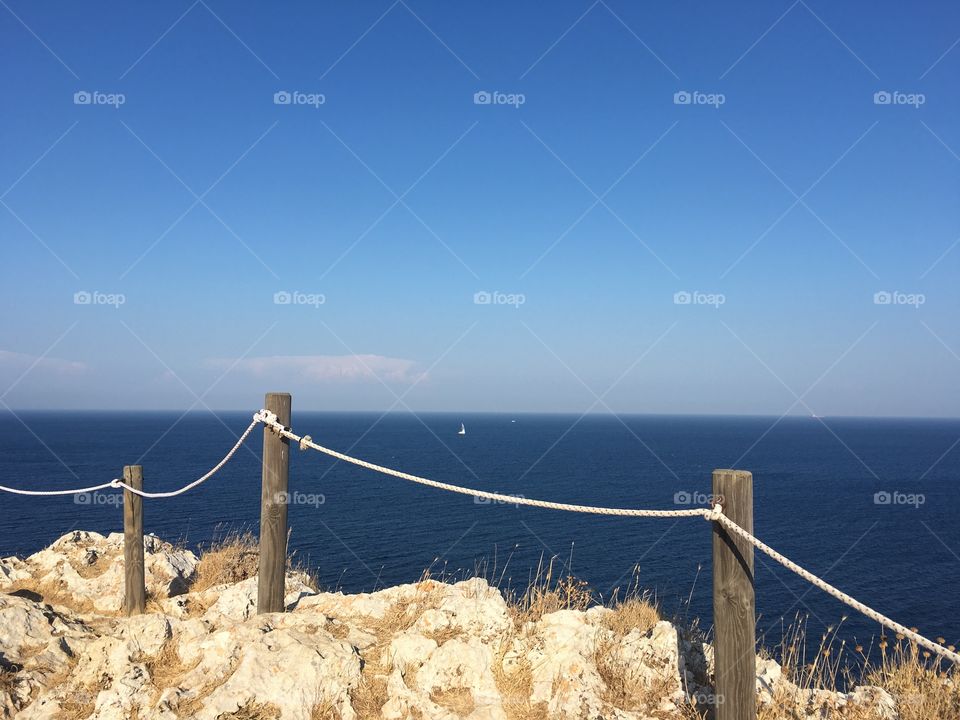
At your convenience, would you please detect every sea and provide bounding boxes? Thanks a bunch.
[1,411,958,658]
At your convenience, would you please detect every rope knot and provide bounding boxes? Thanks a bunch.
[109,478,123,489]
[706,503,724,522]
[299,435,312,452]
[254,409,279,426]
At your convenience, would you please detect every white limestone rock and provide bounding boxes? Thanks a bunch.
[0,532,907,720]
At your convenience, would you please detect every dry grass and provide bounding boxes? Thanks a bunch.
[865,637,960,720]
[175,653,241,718]
[594,633,678,715]
[504,557,593,627]
[189,530,319,597]
[309,697,342,720]
[144,635,200,691]
[216,701,281,719]
[191,532,261,593]
[492,637,548,720]
[1,667,18,699]
[7,578,99,616]
[601,596,660,638]
[348,671,389,720]
[367,579,445,644]
[71,551,113,580]
[422,624,460,646]
[52,674,107,720]
[429,687,475,715]
[741,616,960,720]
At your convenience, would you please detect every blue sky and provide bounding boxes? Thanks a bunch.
[1,1,958,415]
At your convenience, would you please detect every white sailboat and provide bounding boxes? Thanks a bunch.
[458,422,466,436]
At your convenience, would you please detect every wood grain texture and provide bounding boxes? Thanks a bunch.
[257,392,291,614]
[712,469,756,720]
[122,464,145,616]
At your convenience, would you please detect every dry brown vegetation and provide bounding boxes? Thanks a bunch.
[348,669,389,719]
[189,531,319,595]
[865,637,960,720]
[7,578,99,616]
[191,532,261,593]
[595,633,679,716]
[493,636,549,720]
[503,557,593,627]
[71,551,113,580]
[216,701,281,719]
[51,675,106,720]
[429,686,475,715]
[602,596,660,639]
[143,635,200,692]
[1,667,18,698]
[745,617,960,720]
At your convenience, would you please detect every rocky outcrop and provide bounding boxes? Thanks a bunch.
[0,532,899,720]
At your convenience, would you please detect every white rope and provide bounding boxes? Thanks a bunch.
[712,513,960,665]
[257,410,960,665]
[0,480,117,497]
[0,416,261,500]
[261,412,705,518]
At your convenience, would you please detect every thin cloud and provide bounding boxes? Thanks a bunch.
[0,350,86,376]
[208,354,426,384]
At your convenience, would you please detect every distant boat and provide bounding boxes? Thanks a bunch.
[458,422,466,436]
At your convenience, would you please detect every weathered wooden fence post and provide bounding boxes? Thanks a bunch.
[258,392,291,614]
[122,464,146,616]
[712,469,756,720]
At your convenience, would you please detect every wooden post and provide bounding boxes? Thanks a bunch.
[123,464,146,616]
[712,469,756,720]
[257,392,291,614]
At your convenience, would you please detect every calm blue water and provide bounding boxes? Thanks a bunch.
[1,411,958,654]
